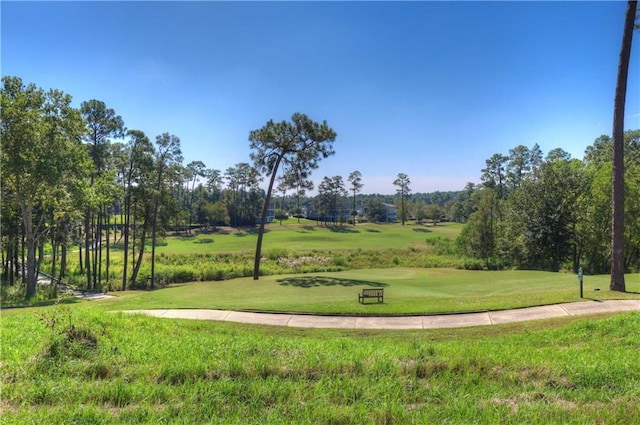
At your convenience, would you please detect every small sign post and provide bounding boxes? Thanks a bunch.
[578,267,584,298]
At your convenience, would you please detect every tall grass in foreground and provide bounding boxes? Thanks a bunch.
[2,304,640,424]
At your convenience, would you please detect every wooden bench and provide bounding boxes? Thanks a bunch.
[359,288,384,304]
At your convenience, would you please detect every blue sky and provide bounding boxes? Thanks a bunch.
[2,1,639,195]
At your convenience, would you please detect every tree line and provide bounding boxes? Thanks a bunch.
[456,134,640,275]
[1,77,313,295]
[0,75,463,297]
[3,74,638,297]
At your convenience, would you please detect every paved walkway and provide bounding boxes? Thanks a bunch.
[121,299,640,329]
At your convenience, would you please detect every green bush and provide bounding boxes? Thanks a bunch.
[332,254,347,267]
[459,257,484,270]
[166,267,197,284]
[426,235,456,256]
[265,248,290,261]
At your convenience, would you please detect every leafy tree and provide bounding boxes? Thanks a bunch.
[185,160,206,233]
[1,76,90,297]
[424,204,444,225]
[201,201,229,228]
[277,162,314,223]
[80,99,125,290]
[457,188,498,265]
[249,113,336,280]
[274,208,288,225]
[204,168,224,201]
[224,163,261,227]
[364,198,387,223]
[506,145,532,190]
[347,171,364,225]
[151,133,182,288]
[414,202,427,224]
[317,176,347,225]
[610,0,637,292]
[582,131,640,274]
[546,148,572,162]
[393,173,411,225]
[509,159,585,271]
[481,154,508,199]
[120,129,154,290]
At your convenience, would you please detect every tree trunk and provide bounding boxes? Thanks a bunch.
[131,214,137,285]
[105,207,111,291]
[50,241,58,286]
[36,237,44,279]
[151,197,159,289]
[84,211,91,290]
[21,230,26,282]
[13,241,19,285]
[131,226,146,287]
[610,0,636,292]
[1,240,6,283]
[122,193,130,291]
[150,165,165,289]
[60,244,67,280]
[3,242,9,285]
[78,241,83,274]
[96,210,102,290]
[253,155,282,280]
[21,203,37,298]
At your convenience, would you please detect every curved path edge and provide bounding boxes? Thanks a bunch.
[119,300,640,329]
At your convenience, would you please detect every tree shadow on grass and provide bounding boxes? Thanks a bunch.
[365,228,380,233]
[296,225,317,233]
[327,226,360,234]
[277,276,387,288]
[235,229,269,237]
[412,228,432,233]
[199,228,231,235]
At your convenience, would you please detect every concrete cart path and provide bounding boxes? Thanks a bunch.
[120,299,640,329]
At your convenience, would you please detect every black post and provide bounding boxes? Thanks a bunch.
[578,267,584,298]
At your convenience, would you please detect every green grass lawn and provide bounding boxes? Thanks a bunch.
[6,220,640,423]
[33,221,464,290]
[105,268,640,315]
[2,298,640,423]
[156,220,463,254]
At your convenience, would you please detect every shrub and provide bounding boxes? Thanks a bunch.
[426,235,456,256]
[265,248,290,261]
[331,255,347,267]
[459,258,484,270]
[277,256,333,273]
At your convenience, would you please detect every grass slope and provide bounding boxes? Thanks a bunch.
[2,302,640,424]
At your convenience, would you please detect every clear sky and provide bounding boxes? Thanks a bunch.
[2,1,639,195]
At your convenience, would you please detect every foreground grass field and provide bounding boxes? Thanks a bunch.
[2,300,640,424]
[6,220,640,423]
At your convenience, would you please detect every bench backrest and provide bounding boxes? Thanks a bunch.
[362,288,383,296]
